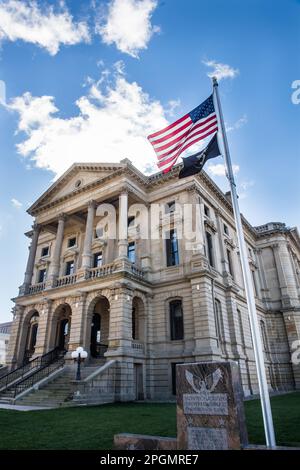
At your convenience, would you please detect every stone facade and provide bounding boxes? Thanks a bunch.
[6,159,300,400]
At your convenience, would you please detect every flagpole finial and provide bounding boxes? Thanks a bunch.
[212,76,218,87]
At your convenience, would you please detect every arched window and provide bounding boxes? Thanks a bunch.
[132,307,138,340]
[169,300,184,340]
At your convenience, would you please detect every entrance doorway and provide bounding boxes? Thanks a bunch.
[53,304,72,353]
[23,312,39,363]
[90,313,103,358]
[57,318,70,352]
[89,297,109,358]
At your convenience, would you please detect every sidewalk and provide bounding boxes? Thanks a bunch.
[0,403,55,411]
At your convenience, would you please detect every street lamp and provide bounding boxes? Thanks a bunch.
[71,346,88,381]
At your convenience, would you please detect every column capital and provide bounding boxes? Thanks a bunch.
[31,222,41,233]
[42,297,53,307]
[74,290,88,301]
[88,199,97,209]
[186,183,199,194]
[214,207,222,218]
[58,213,67,222]
[271,243,279,250]
[119,186,129,196]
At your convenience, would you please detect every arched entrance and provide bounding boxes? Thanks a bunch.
[89,297,109,359]
[23,311,39,363]
[52,304,72,353]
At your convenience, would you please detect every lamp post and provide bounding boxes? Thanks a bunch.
[71,347,88,381]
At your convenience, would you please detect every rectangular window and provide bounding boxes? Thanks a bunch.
[66,260,75,276]
[205,231,214,267]
[41,246,49,257]
[166,200,176,214]
[68,237,76,248]
[204,205,210,217]
[93,252,102,268]
[128,242,135,263]
[224,224,229,235]
[227,249,234,277]
[38,269,46,283]
[170,300,184,340]
[166,229,179,267]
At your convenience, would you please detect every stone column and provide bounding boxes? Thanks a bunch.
[68,292,88,354]
[6,305,25,369]
[47,214,66,287]
[81,201,96,270]
[34,299,53,356]
[107,284,133,352]
[189,188,205,255]
[106,284,135,401]
[255,248,271,306]
[272,241,299,308]
[118,190,128,258]
[19,224,41,295]
[215,209,227,276]
[191,276,221,360]
[283,311,300,389]
[140,204,151,273]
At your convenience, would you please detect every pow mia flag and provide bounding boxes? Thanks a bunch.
[178,133,221,179]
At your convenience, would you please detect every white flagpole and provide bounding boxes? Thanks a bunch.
[212,76,276,448]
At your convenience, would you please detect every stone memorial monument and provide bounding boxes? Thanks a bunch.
[176,361,248,450]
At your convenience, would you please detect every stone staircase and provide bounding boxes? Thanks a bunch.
[15,363,106,407]
[0,388,17,404]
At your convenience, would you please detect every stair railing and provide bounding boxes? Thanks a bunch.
[10,355,65,398]
[0,347,63,392]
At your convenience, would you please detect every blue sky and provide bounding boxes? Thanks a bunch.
[0,0,299,322]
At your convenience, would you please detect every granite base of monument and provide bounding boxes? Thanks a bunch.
[176,361,248,450]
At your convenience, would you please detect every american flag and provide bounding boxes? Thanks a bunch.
[147,94,218,173]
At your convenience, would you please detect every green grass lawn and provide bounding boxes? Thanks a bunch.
[0,392,299,449]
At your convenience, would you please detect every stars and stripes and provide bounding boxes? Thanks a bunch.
[147,94,218,173]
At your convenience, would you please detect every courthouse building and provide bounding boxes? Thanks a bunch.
[2,159,300,405]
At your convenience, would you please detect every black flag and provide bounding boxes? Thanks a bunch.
[178,133,221,179]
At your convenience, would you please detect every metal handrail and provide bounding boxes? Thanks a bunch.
[0,347,61,392]
[9,356,65,398]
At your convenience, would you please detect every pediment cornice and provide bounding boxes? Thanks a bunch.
[27,160,290,248]
[28,162,148,216]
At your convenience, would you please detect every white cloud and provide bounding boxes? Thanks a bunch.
[226,114,247,132]
[166,99,181,117]
[0,0,90,55]
[96,0,159,58]
[239,179,255,199]
[9,65,169,177]
[0,80,6,105]
[203,59,239,81]
[207,163,240,177]
[11,198,23,209]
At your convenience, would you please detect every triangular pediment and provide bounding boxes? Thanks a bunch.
[28,163,126,214]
